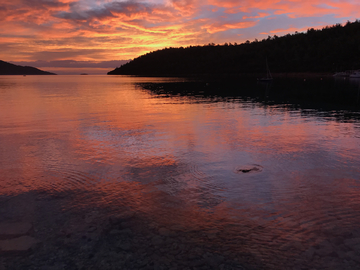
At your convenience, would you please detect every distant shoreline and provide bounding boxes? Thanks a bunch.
[0,60,56,75]
[272,72,333,78]
[0,74,57,76]
[0,72,334,78]
[107,72,334,79]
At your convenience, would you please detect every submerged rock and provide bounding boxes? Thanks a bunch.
[158,227,174,237]
[235,164,263,174]
[0,236,40,254]
[0,222,32,239]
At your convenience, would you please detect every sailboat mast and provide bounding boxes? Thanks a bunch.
[266,57,272,79]
[257,57,273,82]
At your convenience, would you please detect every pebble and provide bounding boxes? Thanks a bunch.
[110,228,133,236]
[0,236,40,254]
[204,254,224,267]
[109,229,121,235]
[158,227,173,237]
[170,225,185,232]
[7,194,358,270]
[0,222,32,239]
[304,247,316,260]
[344,237,360,248]
[315,240,334,256]
[109,212,135,224]
[330,236,344,246]
[120,221,132,229]
[152,235,163,246]
[116,242,132,251]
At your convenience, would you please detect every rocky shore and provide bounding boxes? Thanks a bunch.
[2,191,360,270]
[0,192,251,270]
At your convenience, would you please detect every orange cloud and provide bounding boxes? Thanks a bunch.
[203,20,259,34]
[267,26,311,35]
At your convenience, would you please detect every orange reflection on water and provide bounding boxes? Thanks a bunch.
[1,76,360,269]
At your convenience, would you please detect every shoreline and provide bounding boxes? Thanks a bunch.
[3,190,359,270]
[0,191,253,270]
[106,72,334,79]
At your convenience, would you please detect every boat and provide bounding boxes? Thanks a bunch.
[333,71,351,77]
[258,58,273,82]
[349,70,360,78]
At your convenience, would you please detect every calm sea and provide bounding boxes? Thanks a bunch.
[1,75,360,268]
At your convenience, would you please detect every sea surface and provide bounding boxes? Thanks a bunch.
[1,75,360,269]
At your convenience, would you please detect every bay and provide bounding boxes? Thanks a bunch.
[1,75,360,269]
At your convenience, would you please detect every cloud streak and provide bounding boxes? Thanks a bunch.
[1,0,360,73]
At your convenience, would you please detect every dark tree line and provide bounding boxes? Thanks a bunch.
[108,20,360,76]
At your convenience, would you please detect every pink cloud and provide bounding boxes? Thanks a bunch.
[203,20,259,34]
[207,0,360,19]
[267,24,334,36]
[243,12,270,19]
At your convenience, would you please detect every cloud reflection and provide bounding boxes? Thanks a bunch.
[2,76,360,268]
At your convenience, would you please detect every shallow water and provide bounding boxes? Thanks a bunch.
[1,75,360,268]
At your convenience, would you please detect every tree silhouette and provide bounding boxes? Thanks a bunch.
[108,20,360,76]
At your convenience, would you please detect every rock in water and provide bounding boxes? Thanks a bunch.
[235,164,263,174]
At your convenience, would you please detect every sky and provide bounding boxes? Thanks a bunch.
[1,0,360,74]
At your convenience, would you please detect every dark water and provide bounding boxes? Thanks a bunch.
[1,75,360,269]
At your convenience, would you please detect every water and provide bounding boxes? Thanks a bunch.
[1,75,360,268]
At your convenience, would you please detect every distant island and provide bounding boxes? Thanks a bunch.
[108,20,360,76]
[0,60,56,75]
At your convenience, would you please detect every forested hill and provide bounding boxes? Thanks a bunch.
[108,20,360,76]
[0,60,56,75]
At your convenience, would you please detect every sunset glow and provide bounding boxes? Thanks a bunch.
[1,0,360,74]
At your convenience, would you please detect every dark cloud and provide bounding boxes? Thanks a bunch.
[55,1,155,22]
[56,7,114,21]
[105,1,153,16]
[171,0,194,10]
[56,11,86,20]
[0,0,69,24]
[23,0,68,8]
